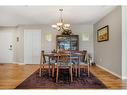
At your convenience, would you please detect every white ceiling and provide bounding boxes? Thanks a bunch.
[0,6,116,26]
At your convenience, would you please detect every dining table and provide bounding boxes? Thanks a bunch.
[39,52,84,78]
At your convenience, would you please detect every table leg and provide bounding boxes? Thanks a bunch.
[52,64,55,77]
[78,56,80,77]
[48,57,51,77]
[39,54,42,77]
[56,65,59,82]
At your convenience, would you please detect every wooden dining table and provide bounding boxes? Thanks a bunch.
[39,52,84,78]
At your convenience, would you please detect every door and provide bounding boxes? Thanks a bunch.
[24,29,41,64]
[0,31,13,63]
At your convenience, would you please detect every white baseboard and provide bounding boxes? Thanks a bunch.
[122,77,127,80]
[96,64,121,79]
[12,62,26,65]
[16,63,26,65]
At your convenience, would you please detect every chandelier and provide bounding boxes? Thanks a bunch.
[51,9,72,35]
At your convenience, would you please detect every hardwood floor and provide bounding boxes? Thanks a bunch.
[90,66,126,89]
[0,63,126,89]
[0,64,39,89]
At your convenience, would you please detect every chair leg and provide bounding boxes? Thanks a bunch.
[78,65,80,77]
[70,66,73,82]
[75,64,77,77]
[39,66,42,77]
[56,65,59,82]
[88,65,90,77]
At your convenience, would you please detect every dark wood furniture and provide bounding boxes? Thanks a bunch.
[39,51,56,77]
[39,50,89,82]
[56,35,79,51]
[56,53,73,82]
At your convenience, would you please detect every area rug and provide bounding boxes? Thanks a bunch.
[16,69,107,89]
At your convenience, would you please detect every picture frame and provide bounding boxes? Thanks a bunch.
[97,25,109,42]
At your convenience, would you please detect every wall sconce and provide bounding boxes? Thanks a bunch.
[82,32,89,41]
[45,33,52,42]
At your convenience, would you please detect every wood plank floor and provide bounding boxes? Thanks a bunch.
[90,66,126,89]
[0,64,126,89]
[0,64,39,89]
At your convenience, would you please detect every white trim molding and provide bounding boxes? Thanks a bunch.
[122,77,127,80]
[96,64,121,79]
[122,6,127,82]
[12,62,26,65]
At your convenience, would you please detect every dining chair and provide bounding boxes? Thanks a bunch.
[39,50,45,77]
[56,52,73,83]
[78,51,90,77]
[69,50,86,77]
[39,50,56,77]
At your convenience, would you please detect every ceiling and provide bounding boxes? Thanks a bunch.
[0,6,116,26]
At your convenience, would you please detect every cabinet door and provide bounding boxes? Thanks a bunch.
[70,36,78,50]
[57,36,71,50]
[57,35,79,50]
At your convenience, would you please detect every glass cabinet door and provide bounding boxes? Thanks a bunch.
[57,36,70,50]
[70,36,78,50]
[56,35,79,50]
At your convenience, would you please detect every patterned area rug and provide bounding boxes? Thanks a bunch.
[16,69,107,89]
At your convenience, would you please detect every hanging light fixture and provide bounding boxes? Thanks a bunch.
[51,9,72,35]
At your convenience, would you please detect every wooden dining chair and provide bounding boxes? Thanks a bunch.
[39,50,45,77]
[78,51,90,77]
[69,50,86,77]
[39,50,56,77]
[56,52,73,83]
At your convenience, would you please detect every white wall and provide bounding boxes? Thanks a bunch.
[122,6,127,80]
[13,24,94,63]
[0,24,94,63]
[13,26,24,63]
[72,25,94,60]
[94,7,122,78]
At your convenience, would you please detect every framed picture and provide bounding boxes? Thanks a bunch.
[97,25,109,42]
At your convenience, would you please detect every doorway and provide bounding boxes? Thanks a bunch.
[0,30,14,63]
[24,29,41,64]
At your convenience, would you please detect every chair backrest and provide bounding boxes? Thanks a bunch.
[41,50,46,64]
[82,50,87,62]
[56,50,87,63]
[69,50,87,63]
[57,52,72,66]
[84,52,90,64]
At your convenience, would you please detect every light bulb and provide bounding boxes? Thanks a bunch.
[64,24,70,27]
[57,22,63,26]
[51,25,57,28]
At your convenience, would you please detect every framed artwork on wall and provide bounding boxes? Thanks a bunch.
[97,25,109,42]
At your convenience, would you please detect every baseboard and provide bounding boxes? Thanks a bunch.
[12,62,26,65]
[122,77,127,80]
[13,62,39,65]
[96,64,121,79]
[16,63,26,65]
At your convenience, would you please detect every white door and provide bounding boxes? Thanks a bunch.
[0,31,13,63]
[24,29,41,64]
